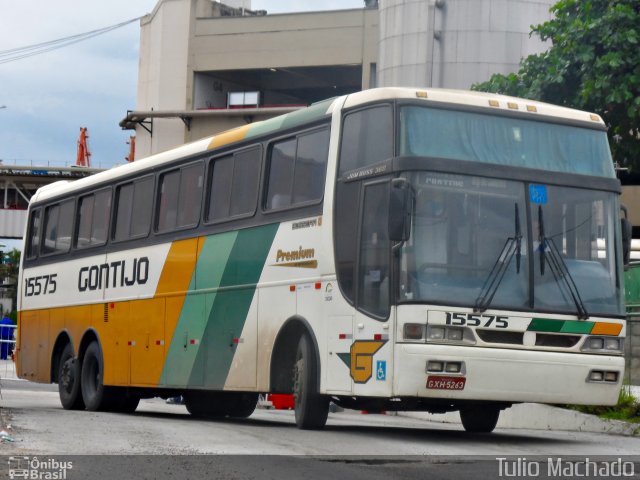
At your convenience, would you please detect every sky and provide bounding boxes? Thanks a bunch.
[0,0,364,170]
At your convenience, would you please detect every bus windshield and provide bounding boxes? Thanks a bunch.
[398,171,624,317]
[399,105,616,178]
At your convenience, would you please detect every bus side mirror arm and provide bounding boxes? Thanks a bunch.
[621,205,632,270]
[389,178,412,243]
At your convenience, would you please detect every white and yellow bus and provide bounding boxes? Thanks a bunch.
[17,88,628,433]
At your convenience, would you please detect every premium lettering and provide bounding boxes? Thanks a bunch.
[276,247,315,263]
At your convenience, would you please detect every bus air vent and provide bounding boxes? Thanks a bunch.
[475,330,523,345]
[535,334,580,348]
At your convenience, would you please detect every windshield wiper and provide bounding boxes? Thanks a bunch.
[537,206,589,320]
[474,204,522,313]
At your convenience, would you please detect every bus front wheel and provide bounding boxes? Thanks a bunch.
[293,334,329,430]
[58,343,85,410]
[459,405,500,433]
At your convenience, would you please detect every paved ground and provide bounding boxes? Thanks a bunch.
[1,368,640,479]
[1,379,640,456]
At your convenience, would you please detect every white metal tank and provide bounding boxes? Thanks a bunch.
[377,0,555,89]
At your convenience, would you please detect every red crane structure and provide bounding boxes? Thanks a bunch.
[126,135,136,162]
[76,127,91,167]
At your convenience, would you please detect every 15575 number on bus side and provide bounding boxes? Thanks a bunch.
[445,312,509,328]
[24,274,58,297]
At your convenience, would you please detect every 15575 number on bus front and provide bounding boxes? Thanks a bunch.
[445,312,509,329]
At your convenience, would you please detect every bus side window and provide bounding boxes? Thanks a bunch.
[76,189,111,249]
[293,129,329,204]
[26,209,41,259]
[157,163,204,233]
[339,105,393,176]
[42,200,74,256]
[207,146,261,222]
[266,138,296,210]
[113,183,134,241]
[265,127,329,211]
[114,176,154,242]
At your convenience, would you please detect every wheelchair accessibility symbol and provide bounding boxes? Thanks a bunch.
[376,360,386,381]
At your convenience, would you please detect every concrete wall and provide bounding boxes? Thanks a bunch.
[0,209,28,239]
[190,9,377,75]
[134,3,377,158]
[135,0,197,158]
[378,0,554,88]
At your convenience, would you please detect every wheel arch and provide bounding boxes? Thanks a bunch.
[50,330,74,383]
[78,328,102,363]
[269,316,321,393]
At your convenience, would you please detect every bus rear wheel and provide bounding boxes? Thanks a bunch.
[58,343,85,410]
[80,341,115,411]
[293,334,329,430]
[108,390,140,413]
[459,405,500,433]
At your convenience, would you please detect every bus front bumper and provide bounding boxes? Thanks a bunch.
[394,344,624,405]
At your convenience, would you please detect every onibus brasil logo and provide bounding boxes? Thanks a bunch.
[8,457,73,479]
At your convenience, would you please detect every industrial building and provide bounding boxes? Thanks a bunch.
[121,0,555,159]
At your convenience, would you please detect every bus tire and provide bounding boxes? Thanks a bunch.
[293,334,329,430]
[58,343,85,410]
[109,392,140,413]
[80,341,114,411]
[459,405,500,433]
[227,393,258,418]
[184,391,228,418]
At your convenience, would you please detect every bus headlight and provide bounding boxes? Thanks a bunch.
[581,336,623,354]
[604,338,621,351]
[426,325,475,345]
[427,326,445,340]
[588,337,604,350]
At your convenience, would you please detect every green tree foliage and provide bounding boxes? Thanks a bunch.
[472,0,640,170]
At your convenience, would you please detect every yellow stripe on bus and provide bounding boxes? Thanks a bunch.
[208,124,250,150]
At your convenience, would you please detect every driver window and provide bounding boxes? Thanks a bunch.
[358,181,390,319]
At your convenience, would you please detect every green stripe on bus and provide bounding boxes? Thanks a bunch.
[245,98,333,140]
[188,223,279,389]
[528,318,564,332]
[559,321,593,334]
[161,232,238,387]
[528,318,594,334]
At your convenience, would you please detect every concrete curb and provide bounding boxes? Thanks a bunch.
[399,403,640,436]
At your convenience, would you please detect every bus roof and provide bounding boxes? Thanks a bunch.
[30,87,605,205]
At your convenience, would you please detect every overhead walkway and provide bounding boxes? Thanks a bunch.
[0,163,103,238]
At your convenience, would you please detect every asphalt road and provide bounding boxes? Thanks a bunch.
[1,379,639,479]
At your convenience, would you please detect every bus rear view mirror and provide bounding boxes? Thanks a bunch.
[389,178,412,242]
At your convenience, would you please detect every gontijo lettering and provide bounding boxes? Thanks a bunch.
[78,257,149,292]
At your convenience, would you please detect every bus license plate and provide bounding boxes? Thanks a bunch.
[426,376,466,390]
